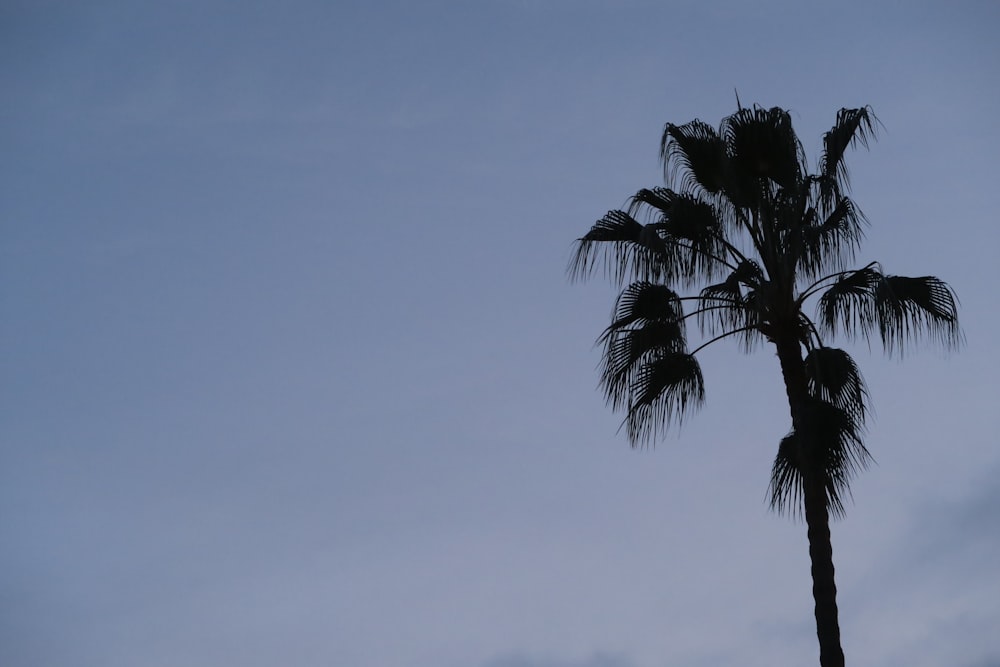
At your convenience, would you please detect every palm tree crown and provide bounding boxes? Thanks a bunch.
[570,105,961,667]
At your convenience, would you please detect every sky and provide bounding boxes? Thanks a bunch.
[1,1,998,666]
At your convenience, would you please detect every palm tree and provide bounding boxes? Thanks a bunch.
[569,105,961,666]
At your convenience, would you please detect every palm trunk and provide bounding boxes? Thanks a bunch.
[804,476,844,667]
[774,336,845,667]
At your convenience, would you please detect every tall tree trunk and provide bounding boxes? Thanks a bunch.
[774,336,846,667]
[804,476,844,667]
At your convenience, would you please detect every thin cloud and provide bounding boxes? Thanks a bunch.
[845,462,1000,665]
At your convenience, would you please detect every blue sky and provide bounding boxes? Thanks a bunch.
[2,2,998,666]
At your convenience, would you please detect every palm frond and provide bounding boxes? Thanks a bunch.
[660,120,726,196]
[624,351,704,446]
[804,347,868,423]
[874,275,962,356]
[768,397,871,519]
[600,283,690,413]
[652,193,730,284]
[628,187,676,218]
[696,260,765,338]
[816,266,882,338]
[601,319,687,410]
[735,289,769,351]
[721,106,805,195]
[568,210,667,284]
[656,193,724,241]
[606,281,684,331]
[699,272,742,308]
[818,268,962,355]
[819,107,879,205]
[797,196,867,276]
[769,434,803,516]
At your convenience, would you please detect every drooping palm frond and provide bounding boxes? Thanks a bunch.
[605,281,684,331]
[601,319,687,411]
[874,275,962,355]
[721,106,806,199]
[731,258,766,289]
[796,196,867,276]
[660,120,727,196]
[628,187,676,218]
[768,397,871,519]
[697,273,742,320]
[653,192,723,241]
[819,107,879,206]
[696,260,765,341]
[624,351,704,446]
[569,210,668,284]
[571,192,734,288]
[768,434,804,516]
[817,267,961,356]
[804,347,869,423]
[651,193,730,284]
[596,282,696,435]
[816,266,882,336]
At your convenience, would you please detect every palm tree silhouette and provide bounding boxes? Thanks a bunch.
[569,105,961,666]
